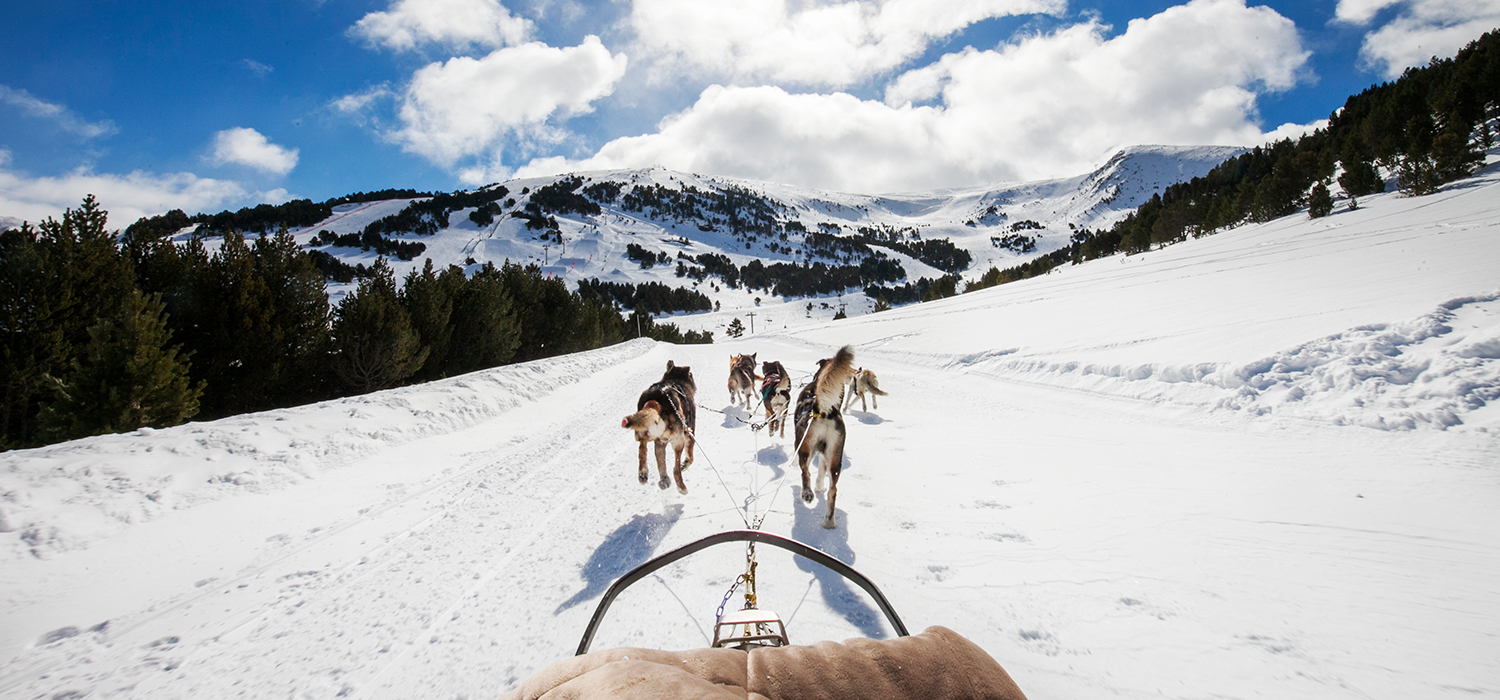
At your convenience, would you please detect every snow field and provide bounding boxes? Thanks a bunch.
[0,153,1497,699]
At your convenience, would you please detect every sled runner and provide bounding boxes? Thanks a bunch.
[504,530,1030,700]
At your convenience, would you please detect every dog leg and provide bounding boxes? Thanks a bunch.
[672,443,688,494]
[637,440,649,484]
[654,440,670,490]
[683,434,695,468]
[822,440,844,529]
[797,442,814,503]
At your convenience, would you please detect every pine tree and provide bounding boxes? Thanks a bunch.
[186,230,331,416]
[331,259,428,394]
[252,229,332,405]
[1337,137,1385,197]
[0,223,67,447]
[38,290,202,440]
[726,317,745,338]
[401,259,457,380]
[446,263,520,375]
[1,196,135,447]
[190,231,275,416]
[1308,183,1334,218]
[1396,153,1442,195]
[1432,130,1484,182]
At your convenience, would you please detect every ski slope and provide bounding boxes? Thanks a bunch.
[2,160,1499,699]
[291,145,1243,316]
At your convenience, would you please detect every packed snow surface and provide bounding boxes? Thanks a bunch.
[2,158,1499,699]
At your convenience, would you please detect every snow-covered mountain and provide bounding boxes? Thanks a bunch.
[281,145,1244,330]
[2,149,1496,699]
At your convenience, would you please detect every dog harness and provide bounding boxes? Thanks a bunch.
[760,374,783,403]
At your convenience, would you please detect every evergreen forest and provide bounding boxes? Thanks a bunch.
[0,200,704,449]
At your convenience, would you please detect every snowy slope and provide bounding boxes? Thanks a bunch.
[2,156,1499,700]
[290,145,1242,314]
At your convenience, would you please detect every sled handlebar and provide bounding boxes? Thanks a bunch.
[577,529,910,655]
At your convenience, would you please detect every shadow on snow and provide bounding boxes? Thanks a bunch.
[788,482,885,639]
[555,503,685,614]
[720,404,754,428]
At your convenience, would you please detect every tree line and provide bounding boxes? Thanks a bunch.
[0,197,710,450]
[577,279,713,315]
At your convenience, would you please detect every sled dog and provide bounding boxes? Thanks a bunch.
[623,361,697,494]
[843,367,888,412]
[728,353,759,409]
[794,345,857,528]
[759,360,792,438]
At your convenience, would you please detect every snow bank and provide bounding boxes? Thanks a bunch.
[948,293,1500,431]
[1214,293,1500,429]
[0,339,655,560]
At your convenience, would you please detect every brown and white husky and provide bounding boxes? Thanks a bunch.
[793,345,857,529]
[727,353,759,409]
[759,360,792,438]
[622,361,697,494]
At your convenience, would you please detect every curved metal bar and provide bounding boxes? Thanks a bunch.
[576,529,909,655]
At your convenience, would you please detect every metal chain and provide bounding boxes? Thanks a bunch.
[715,573,747,621]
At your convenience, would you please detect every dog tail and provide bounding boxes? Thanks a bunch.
[815,346,857,411]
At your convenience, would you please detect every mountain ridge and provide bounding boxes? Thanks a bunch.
[282,144,1247,321]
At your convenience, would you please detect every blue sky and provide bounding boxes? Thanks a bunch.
[2,0,1497,226]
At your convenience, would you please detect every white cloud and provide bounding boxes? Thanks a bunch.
[526,0,1313,193]
[352,0,533,52]
[1336,0,1500,78]
[0,164,248,228]
[209,127,300,176]
[391,36,627,169]
[240,59,275,77]
[0,85,117,140]
[1263,119,1330,144]
[331,85,397,128]
[257,187,294,205]
[332,86,395,115]
[1334,0,1404,24]
[518,86,950,191]
[627,0,1066,88]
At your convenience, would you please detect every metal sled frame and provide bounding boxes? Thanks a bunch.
[576,529,910,655]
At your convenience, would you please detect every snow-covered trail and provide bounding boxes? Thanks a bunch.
[2,334,1496,699]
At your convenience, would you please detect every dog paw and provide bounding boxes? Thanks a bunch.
[638,473,648,484]
[658,478,671,490]
[677,484,688,495]
[681,458,693,469]
[801,488,814,504]
[821,518,838,529]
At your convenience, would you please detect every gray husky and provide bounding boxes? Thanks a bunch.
[728,353,759,409]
